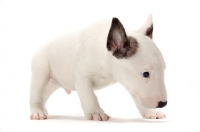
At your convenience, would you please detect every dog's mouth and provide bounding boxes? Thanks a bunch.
[131,94,157,108]
[124,85,158,108]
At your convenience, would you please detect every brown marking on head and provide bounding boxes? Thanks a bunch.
[145,24,153,39]
[113,36,138,59]
[107,18,138,59]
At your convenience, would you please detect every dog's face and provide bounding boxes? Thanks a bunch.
[107,15,167,108]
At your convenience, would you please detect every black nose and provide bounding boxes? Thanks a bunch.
[157,101,167,108]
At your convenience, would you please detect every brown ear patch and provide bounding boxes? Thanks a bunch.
[107,17,138,59]
[145,24,153,39]
[113,36,138,59]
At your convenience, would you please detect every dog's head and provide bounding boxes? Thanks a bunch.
[107,14,167,108]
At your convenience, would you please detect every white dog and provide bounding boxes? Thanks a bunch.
[30,14,167,121]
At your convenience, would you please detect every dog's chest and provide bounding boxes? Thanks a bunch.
[91,73,115,90]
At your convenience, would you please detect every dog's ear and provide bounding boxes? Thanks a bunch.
[107,18,128,58]
[137,14,153,39]
[107,18,138,59]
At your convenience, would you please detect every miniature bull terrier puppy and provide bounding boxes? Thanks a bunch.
[30,14,167,121]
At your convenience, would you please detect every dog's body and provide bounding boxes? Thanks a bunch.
[30,15,167,120]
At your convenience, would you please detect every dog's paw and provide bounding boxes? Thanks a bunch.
[143,110,166,119]
[86,112,111,121]
[30,107,48,120]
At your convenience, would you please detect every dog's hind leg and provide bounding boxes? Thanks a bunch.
[29,52,51,120]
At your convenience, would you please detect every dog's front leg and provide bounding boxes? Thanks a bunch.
[134,101,166,119]
[75,78,110,121]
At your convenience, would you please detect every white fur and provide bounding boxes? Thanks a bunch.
[30,14,167,120]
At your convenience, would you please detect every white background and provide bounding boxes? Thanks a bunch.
[0,0,200,132]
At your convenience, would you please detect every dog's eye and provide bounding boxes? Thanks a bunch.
[143,72,149,78]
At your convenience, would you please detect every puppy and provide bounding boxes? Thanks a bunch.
[30,14,167,120]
